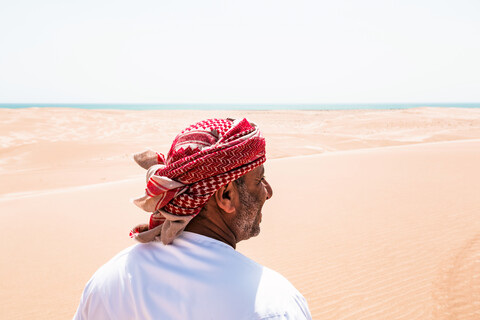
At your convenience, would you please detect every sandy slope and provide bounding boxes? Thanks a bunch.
[1,107,479,195]
[239,139,480,319]
[0,107,479,319]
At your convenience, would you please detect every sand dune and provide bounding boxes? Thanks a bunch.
[1,107,479,319]
[1,107,479,195]
[239,139,480,319]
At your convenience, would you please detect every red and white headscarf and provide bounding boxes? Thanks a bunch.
[131,118,266,244]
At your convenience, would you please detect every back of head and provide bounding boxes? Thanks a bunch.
[131,118,266,244]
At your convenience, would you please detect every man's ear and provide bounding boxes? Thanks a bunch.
[214,182,237,214]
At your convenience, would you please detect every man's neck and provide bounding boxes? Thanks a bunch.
[185,208,238,249]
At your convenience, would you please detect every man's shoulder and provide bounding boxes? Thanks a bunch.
[88,232,263,284]
[254,267,312,319]
[76,233,311,319]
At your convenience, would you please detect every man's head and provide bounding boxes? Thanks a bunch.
[131,118,268,244]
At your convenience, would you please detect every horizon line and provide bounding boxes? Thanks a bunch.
[1,102,480,107]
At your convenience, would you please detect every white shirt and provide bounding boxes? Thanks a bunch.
[74,232,311,320]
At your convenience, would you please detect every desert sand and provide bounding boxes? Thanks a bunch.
[1,107,479,319]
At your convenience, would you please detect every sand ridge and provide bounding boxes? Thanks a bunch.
[1,107,480,197]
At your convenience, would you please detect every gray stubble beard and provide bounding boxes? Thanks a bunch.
[233,181,262,240]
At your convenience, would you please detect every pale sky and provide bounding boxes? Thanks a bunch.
[0,0,479,104]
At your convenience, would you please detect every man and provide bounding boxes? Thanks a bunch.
[74,118,311,319]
